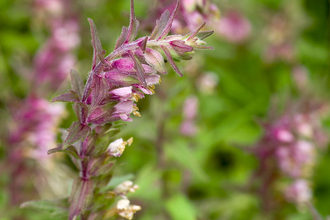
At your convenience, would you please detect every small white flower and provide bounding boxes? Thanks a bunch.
[108,138,125,157]
[115,181,139,196]
[107,137,133,157]
[117,199,141,220]
[117,199,130,210]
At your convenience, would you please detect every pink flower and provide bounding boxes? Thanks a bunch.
[9,96,65,161]
[285,179,312,204]
[180,96,198,136]
[217,11,251,43]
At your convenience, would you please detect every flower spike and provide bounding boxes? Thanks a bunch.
[34,1,213,219]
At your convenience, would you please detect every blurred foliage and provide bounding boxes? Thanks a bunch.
[0,0,329,219]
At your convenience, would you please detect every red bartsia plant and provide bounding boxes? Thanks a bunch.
[21,1,213,219]
[249,99,328,213]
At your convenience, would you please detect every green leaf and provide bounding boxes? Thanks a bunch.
[52,92,80,103]
[48,145,80,159]
[165,194,196,220]
[20,198,69,218]
[150,10,170,40]
[125,0,140,43]
[70,69,84,100]
[107,174,135,188]
[63,122,91,149]
[69,178,94,220]
[88,18,105,70]
[165,140,209,182]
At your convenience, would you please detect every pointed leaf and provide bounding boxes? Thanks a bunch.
[106,174,135,188]
[69,178,94,220]
[196,30,214,40]
[48,145,80,159]
[158,0,181,40]
[88,18,105,70]
[145,48,167,74]
[88,157,115,177]
[115,26,128,49]
[125,0,140,43]
[87,102,117,125]
[52,92,80,103]
[161,45,183,77]
[21,198,69,217]
[70,69,84,100]
[91,75,108,109]
[128,51,147,87]
[73,103,89,124]
[187,22,206,40]
[150,10,170,40]
[138,37,148,53]
[63,122,91,149]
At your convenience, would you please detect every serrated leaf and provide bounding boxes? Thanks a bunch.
[115,26,128,49]
[87,102,117,125]
[125,0,140,43]
[63,122,91,149]
[73,103,89,124]
[69,178,94,220]
[89,129,120,157]
[88,156,115,177]
[88,18,105,70]
[150,10,170,40]
[70,69,84,100]
[52,92,80,103]
[128,51,147,87]
[91,75,108,109]
[161,45,183,77]
[158,0,180,40]
[48,145,80,159]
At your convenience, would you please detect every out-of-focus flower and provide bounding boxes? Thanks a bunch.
[251,99,328,209]
[216,10,251,43]
[181,96,198,136]
[47,1,213,218]
[264,43,295,63]
[116,199,141,220]
[276,140,315,178]
[292,65,309,90]
[32,0,80,91]
[196,72,219,94]
[144,0,220,34]
[9,96,65,161]
[115,181,139,197]
[285,179,312,204]
[261,10,306,63]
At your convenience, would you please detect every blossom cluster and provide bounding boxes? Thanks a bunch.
[33,0,214,219]
[252,100,327,207]
[6,0,79,206]
[9,96,65,161]
[147,0,252,44]
[33,0,80,90]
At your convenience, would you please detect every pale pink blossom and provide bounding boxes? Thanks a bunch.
[217,11,251,43]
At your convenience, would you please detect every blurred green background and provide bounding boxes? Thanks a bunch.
[0,0,329,219]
